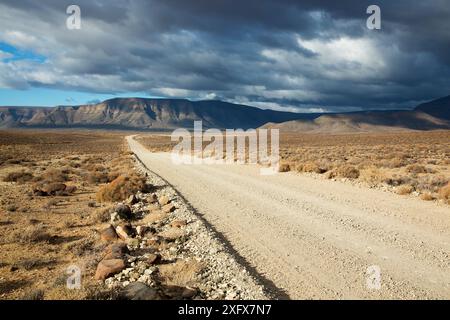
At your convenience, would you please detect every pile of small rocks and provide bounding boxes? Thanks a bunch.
[93,155,268,300]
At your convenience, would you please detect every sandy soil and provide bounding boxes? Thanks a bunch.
[127,136,450,299]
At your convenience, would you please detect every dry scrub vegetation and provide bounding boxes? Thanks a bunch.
[0,130,144,299]
[137,131,450,204]
[278,131,450,203]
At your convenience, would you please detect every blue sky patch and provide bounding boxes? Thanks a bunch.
[0,42,46,63]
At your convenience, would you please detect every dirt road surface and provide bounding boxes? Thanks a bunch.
[127,136,450,299]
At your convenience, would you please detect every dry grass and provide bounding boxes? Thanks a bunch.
[157,259,203,287]
[39,168,69,183]
[396,185,414,195]
[93,205,115,223]
[420,193,434,201]
[277,131,449,201]
[96,174,148,202]
[297,161,323,174]
[359,166,386,186]
[3,170,34,183]
[439,182,450,203]
[335,165,360,179]
[278,161,291,173]
[11,225,52,244]
[0,129,135,299]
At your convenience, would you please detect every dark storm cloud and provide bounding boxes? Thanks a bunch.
[0,0,449,111]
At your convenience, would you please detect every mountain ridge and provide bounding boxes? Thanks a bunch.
[0,98,318,130]
[261,96,450,133]
[0,96,449,132]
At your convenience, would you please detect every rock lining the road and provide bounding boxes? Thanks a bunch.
[95,154,269,300]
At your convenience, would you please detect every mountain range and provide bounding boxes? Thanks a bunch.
[0,98,314,130]
[0,96,449,132]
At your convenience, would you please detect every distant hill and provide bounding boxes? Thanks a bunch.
[262,96,450,133]
[414,95,450,120]
[0,98,315,130]
[1,95,449,132]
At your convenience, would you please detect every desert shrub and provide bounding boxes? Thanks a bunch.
[13,258,55,271]
[416,175,448,192]
[86,164,107,172]
[59,166,76,175]
[69,161,81,168]
[396,185,414,195]
[3,170,34,183]
[64,237,97,258]
[6,204,17,212]
[383,175,413,187]
[45,199,59,208]
[336,165,360,179]
[278,162,291,172]
[359,166,385,186]
[38,168,69,183]
[107,171,121,182]
[25,161,37,167]
[5,159,25,165]
[438,182,450,203]
[64,185,77,194]
[96,174,148,202]
[93,206,114,222]
[420,193,434,201]
[158,259,203,287]
[382,157,406,169]
[66,156,81,161]
[297,162,323,174]
[13,225,52,244]
[86,171,110,184]
[22,289,44,300]
[324,170,337,179]
[83,284,120,300]
[405,164,428,174]
[32,182,75,196]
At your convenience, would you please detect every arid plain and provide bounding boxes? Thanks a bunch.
[1,129,448,299]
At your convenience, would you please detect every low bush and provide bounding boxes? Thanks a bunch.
[32,182,75,196]
[297,162,324,174]
[438,182,450,203]
[405,164,428,174]
[420,193,434,201]
[3,170,34,183]
[93,205,114,223]
[278,162,291,172]
[96,174,148,202]
[22,289,44,300]
[396,185,414,195]
[336,165,360,179]
[38,169,69,183]
[86,171,110,184]
[359,166,385,186]
[13,225,52,244]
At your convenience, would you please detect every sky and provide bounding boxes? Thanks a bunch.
[0,0,449,112]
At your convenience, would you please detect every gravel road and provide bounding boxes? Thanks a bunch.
[127,136,450,299]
